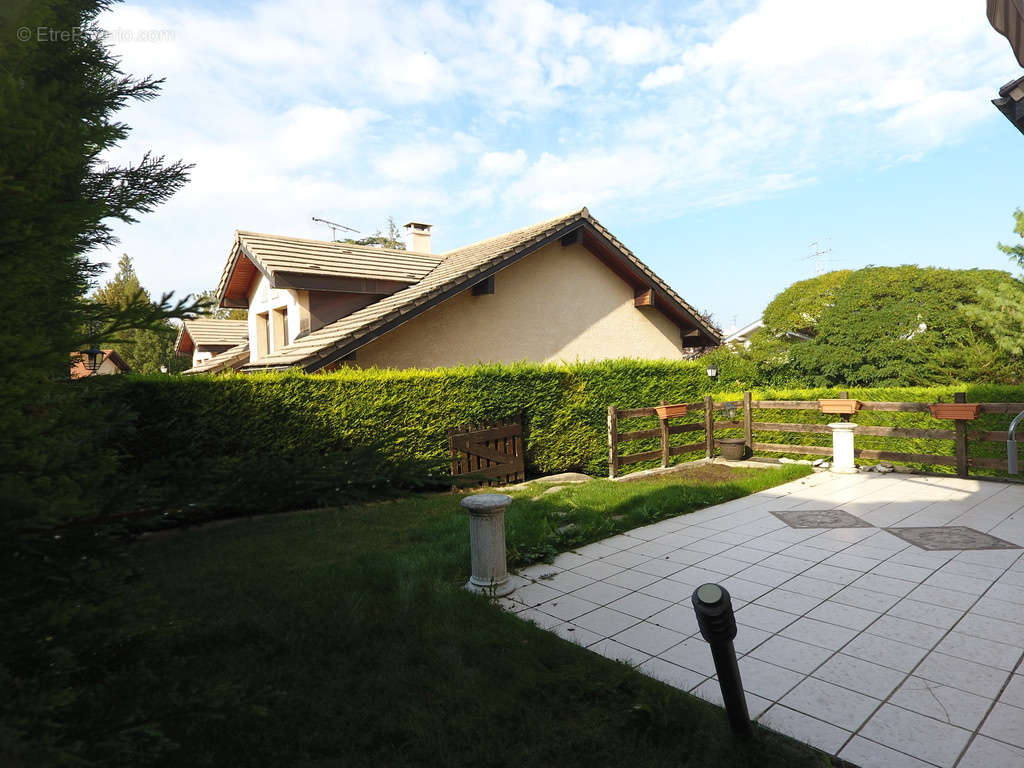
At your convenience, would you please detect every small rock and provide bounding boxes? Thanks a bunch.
[493,482,531,492]
[557,523,578,535]
[543,485,566,495]
[812,459,825,467]
[534,472,592,485]
[779,457,795,464]
[820,462,830,469]
[875,465,895,474]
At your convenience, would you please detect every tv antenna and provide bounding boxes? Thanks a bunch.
[312,216,359,242]
[801,239,841,276]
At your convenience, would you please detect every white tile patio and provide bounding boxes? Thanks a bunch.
[503,471,1024,767]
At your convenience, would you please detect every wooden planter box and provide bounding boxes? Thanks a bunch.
[655,403,688,419]
[819,399,862,415]
[929,403,981,420]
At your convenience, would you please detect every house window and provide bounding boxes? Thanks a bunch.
[256,312,269,357]
[273,307,288,350]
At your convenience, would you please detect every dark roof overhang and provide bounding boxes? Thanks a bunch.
[994,74,1024,136]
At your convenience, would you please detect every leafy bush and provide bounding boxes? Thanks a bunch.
[746,266,1023,387]
[761,270,853,337]
[790,266,1018,385]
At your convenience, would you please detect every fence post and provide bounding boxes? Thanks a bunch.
[743,391,753,453]
[659,400,670,468]
[608,405,619,479]
[954,392,969,478]
[705,395,715,458]
[839,390,850,423]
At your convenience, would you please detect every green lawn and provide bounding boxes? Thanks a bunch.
[119,463,842,767]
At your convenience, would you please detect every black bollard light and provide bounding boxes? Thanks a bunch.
[692,583,753,737]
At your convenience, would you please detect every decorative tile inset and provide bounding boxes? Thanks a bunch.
[885,526,1022,552]
[770,509,873,529]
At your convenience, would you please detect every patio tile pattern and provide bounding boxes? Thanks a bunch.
[504,471,1024,767]
[770,508,874,528]
[886,526,1022,552]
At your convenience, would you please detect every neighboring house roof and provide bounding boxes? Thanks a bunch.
[183,341,250,375]
[241,207,721,372]
[216,231,443,307]
[989,0,1024,67]
[723,319,765,345]
[993,74,1024,136]
[70,349,129,379]
[175,318,249,356]
[723,317,812,347]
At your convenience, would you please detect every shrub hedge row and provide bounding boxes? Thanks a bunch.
[94,361,1024,510]
[97,359,736,481]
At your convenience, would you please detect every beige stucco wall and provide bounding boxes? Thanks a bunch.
[247,274,305,363]
[354,241,684,369]
[193,344,235,368]
[95,357,125,375]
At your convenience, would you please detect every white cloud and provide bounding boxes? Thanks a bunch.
[92,0,1011,301]
[275,106,383,169]
[640,64,686,90]
[374,143,459,182]
[591,23,674,65]
[478,149,528,176]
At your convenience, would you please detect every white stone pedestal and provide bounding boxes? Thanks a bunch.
[828,422,858,474]
[461,494,514,597]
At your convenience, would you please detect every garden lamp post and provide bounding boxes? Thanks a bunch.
[706,364,718,380]
[692,583,752,737]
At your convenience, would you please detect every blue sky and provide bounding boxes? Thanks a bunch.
[97,0,1024,333]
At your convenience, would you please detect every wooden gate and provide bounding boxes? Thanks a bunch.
[449,416,525,486]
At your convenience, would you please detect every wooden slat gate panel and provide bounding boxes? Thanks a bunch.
[449,416,525,486]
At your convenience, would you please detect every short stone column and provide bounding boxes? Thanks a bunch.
[461,494,514,597]
[828,422,858,474]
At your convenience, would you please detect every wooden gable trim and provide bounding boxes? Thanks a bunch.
[578,224,715,345]
[634,289,655,308]
[471,276,495,295]
[220,242,268,309]
[174,325,194,356]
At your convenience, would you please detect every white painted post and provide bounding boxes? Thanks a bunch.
[828,422,858,474]
[461,494,514,597]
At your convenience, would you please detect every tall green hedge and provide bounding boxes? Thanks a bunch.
[93,362,1024,514]
[97,358,746,482]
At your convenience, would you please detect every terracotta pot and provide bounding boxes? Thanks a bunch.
[717,438,747,461]
[929,403,981,420]
[655,403,688,419]
[819,398,862,415]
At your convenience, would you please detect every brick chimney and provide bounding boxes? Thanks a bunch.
[404,221,432,253]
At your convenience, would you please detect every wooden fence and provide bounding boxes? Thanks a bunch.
[608,392,1024,479]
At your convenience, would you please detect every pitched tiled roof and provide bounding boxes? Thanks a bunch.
[183,341,250,375]
[176,318,249,355]
[215,231,442,306]
[70,349,129,379]
[241,207,720,372]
